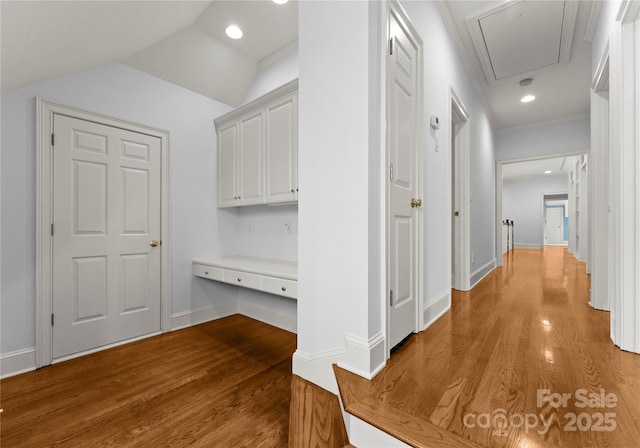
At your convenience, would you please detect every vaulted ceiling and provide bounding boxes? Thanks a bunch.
[1,0,298,107]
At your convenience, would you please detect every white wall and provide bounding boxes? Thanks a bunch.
[496,115,590,161]
[503,175,568,248]
[401,0,497,297]
[0,63,237,355]
[243,50,299,104]
[295,0,383,390]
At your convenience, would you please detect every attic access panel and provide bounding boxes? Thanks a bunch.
[467,0,578,82]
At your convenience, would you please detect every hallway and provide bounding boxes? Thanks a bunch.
[336,247,640,447]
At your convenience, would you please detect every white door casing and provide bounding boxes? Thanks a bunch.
[450,89,471,291]
[590,45,610,311]
[37,99,170,367]
[387,3,421,349]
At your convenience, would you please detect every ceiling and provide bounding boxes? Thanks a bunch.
[2,0,593,128]
[502,156,570,180]
[1,1,298,107]
[439,0,596,131]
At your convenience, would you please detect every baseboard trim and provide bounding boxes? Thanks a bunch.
[171,302,237,331]
[423,289,451,330]
[1,348,36,379]
[515,243,542,249]
[340,332,386,380]
[293,348,347,394]
[237,299,297,334]
[471,258,496,289]
[349,414,412,448]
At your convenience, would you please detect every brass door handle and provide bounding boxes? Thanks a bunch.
[150,240,159,247]
[411,198,422,208]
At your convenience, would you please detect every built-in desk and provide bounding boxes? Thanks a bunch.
[192,256,297,299]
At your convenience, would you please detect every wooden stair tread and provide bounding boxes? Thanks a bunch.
[333,365,481,448]
[289,374,350,448]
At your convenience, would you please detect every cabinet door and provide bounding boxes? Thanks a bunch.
[218,121,238,207]
[238,111,265,205]
[265,92,298,204]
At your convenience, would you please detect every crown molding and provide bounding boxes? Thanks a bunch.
[584,1,603,42]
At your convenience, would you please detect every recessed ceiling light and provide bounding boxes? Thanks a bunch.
[225,25,243,40]
[521,94,536,103]
[545,170,552,174]
[273,0,289,4]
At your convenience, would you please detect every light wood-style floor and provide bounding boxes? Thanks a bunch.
[1,314,296,448]
[336,247,640,448]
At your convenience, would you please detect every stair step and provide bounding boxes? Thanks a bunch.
[333,365,481,448]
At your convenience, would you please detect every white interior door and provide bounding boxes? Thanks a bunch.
[52,114,161,359]
[545,207,564,245]
[388,9,419,349]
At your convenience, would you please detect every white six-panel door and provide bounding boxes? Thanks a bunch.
[388,7,419,349]
[52,114,161,359]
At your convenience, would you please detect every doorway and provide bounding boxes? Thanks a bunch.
[543,194,568,246]
[450,89,470,291]
[37,99,171,367]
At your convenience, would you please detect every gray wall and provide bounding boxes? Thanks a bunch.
[503,175,568,248]
[496,115,590,161]
[1,60,298,357]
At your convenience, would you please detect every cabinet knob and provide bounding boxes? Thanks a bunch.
[237,278,242,282]
[204,271,209,275]
[291,189,295,193]
[281,286,287,292]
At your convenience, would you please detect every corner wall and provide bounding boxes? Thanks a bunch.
[0,63,236,360]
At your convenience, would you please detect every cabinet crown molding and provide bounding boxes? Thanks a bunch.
[215,79,298,128]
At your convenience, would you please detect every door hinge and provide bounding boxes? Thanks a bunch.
[389,37,394,55]
[390,163,394,181]
[390,290,394,306]
[51,133,55,146]
[51,223,55,236]
[51,314,54,326]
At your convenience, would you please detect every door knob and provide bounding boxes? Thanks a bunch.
[150,240,159,247]
[411,198,422,208]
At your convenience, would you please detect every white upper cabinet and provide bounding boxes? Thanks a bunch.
[217,121,239,207]
[215,80,298,208]
[238,110,264,205]
[265,91,298,204]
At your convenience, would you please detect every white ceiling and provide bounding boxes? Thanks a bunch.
[440,0,595,131]
[2,0,593,127]
[502,156,569,180]
[1,0,298,107]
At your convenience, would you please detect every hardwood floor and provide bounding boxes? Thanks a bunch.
[335,247,640,448]
[0,314,296,448]
[289,375,350,448]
